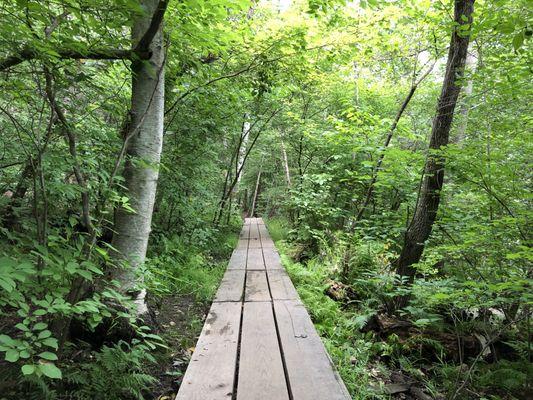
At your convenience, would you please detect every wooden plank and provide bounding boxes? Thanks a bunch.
[273,300,351,400]
[228,249,246,270]
[176,302,241,400]
[258,224,270,239]
[248,223,260,240]
[246,248,264,270]
[214,269,245,302]
[263,249,283,270]
[247,238,262,249]
[260,239,273,249]
[267,270,299,300]
[236,239,248,250]
[237,302,289,400]
[244,270,270,301]
[239,224,250,239]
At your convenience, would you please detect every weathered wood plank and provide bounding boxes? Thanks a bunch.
[227,249,246,270]
[263,249,283,270]
[246,248,265,270]
[258,223,270,239]
[236,239,248,250]
[249,222,260,239]
[241,223,251,237]
[261,240,276,249]
[237,301,289,400]
[214,269,245,302]
[273,300,351,400]
[176,302,241,400]
[247,238,262,248]
[267,270,299,300]
[244,270,270,301]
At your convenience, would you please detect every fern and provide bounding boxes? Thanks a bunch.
[62,341,157,400]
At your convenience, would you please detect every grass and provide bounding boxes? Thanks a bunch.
[264,216,290,242]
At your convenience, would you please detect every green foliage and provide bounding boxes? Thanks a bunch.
[145,232,233,302]
[62,341,157,400]
[264,217,290,242]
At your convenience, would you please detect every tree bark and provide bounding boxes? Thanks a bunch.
[111,0,166,315]
[280,134,291,188]
[250,166,262,217]
[394,0,475,309]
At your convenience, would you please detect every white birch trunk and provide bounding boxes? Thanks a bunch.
[250,168,262,217]
[237,118,250,186]
[280,135,291,188]
[112,0,165,315]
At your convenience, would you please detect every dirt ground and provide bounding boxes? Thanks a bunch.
[148,293,210,400]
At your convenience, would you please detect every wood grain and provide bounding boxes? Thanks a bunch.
[214,269,245,302]
[262,249,283,270]
[244,270,270,301]
[267,270,299,300]
[248,228,260,240]
[247,238,262,248]
[176,302,241,400]
[273,300,351,400]
[236,238,248,250]
[228,249,246,270]
[237,301,289,400]
[246,248,264,270]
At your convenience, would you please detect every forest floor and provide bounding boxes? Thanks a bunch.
[148,294,210,400]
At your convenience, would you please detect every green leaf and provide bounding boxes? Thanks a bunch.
[15,323,29,332]
[41,337,58,349]
[76,270,93,281]
[0,334,14,345]
[0,277,15,292]
[38,330,52,339]
[38,351,58,361]
[39,363,62,379]
[513,32,524,50]
[34,322,48,331]
[5,349,19,362]
[21,364,36,375]
[19,350,31,359]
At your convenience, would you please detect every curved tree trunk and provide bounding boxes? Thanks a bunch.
[111,0,166,315]
[394,0,475,310]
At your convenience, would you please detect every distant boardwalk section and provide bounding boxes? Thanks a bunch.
[175,217,351,400]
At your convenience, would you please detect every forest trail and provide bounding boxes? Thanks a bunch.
[175,217,351,400]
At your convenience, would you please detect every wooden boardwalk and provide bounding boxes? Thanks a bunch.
[175,218,351,400]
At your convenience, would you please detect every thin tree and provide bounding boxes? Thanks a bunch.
[355,60,435,222]
[394,0,475,310]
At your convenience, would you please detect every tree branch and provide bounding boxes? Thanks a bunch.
[0,47,135,72]
[134,0,170,53]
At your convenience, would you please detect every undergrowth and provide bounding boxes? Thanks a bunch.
[269,218,532,400]
[0,220,240,400]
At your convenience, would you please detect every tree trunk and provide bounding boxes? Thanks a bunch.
[250,167,262,217]
[394,0,475,310]
[111,0,165,315]
[280,135,291,188]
